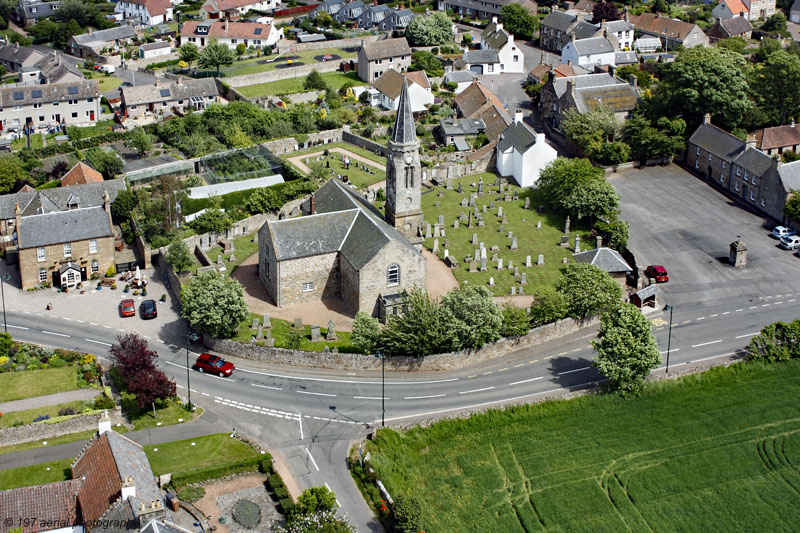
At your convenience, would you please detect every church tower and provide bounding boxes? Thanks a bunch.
[385,77,423,241]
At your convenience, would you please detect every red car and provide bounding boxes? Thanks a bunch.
[194,353,235,377]
[120,299,136,317]
[646,265,669,283]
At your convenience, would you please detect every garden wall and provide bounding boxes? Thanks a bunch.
[0,407,126,447]
[226,61,341,88]
[427,146,496,182]
[342,130,389,156]
[204,315,600,372]
[277,35,380,54]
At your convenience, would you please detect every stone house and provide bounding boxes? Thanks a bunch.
[704,16,753,42]
[496,111,558,187]
[750,122,800,157]
[372,68,432,112]
[540,10,601,52]
[602,19,634,50]
[357,37,411,82]
[0,42,45,73]
[115,0,173,26]
[0,80,100,133]
[121,78,219,119]
[437,0,536,22]
[15,0,61,27]
[31,51,85,84]
[454,80,512,142]
[200,0,278,19]
[527,59,590,84]
[628,13,709,49]
[561,36,616,68]
[179,20,282,50]
[68,26,139,59]
[573,247,632,284]
[474,18,524,74]
[712,0,749,20]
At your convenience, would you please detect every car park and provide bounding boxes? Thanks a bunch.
[771,226,796,239]
[646,265,669,283]
[141,299,157,319]
[120,299,136,317]
[779,235,800,250]
[194,353,235,377]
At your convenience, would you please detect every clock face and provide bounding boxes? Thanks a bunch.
[404,155,413,165]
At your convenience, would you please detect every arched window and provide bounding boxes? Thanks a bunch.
[387,264,400,287]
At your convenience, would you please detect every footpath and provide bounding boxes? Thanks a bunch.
[0,389,101,414]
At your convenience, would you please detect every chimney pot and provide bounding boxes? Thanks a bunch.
[703,113,712,125]
[792,118,795,128]
[514,110,522,124]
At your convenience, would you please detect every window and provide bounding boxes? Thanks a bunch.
[695,160,699,169]
[488,64,494,72]
[762,198,766,207]
[71,112,77,118]
[89,239,97,254]
[91,260,98,274]
[302,281,314,292]
[736,167,741,176]
[513,55,519,62]
[752,177,757,186]
[722,161,725,168]
[39,268,47,283]
[387,264,400,286]
[696,147,700,155]
[32,103,42,109]
[37,247,45,261]
[38,116,44,122]
[750,190,756,201]
[53,102,58,107]
[63,243,71,257]
[720,175,724,183]
[734,181,740,192]
[708,154,712,161]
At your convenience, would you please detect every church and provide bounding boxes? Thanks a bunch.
[257,79,427,318]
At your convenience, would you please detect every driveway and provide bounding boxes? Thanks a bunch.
[611,164,800,313]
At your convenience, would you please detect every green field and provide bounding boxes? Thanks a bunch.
[359,360,800,532]
[0,458,73,490]
[0,366,79,402]
[282,141,386,190]
[237,71,366,98]
[421,173,595,295]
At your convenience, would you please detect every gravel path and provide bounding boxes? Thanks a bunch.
[0,388,100,414]
[287,147,386,174]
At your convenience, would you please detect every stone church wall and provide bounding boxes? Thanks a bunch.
[339,254,360,313]
[358,240,427,316]
[258,223,279,305]
[278,252,340,307]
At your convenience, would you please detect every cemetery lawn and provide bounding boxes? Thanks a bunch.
[360,359,800,532]
[204,232,260,277]
[236,71,366,98]
[0,366,79,402]
[234,313,355,352]
[421,172,595,296]
[281,142,386,190]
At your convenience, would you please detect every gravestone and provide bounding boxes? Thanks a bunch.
[504,195,512,203]
[478,218,485,227]
[519,287,524,295]
[491,253,498,261]
[520,272,528,285]
[497,258,504,270]
[251,318,259,330]
[491,245,500,252]
[482,205,487,213]
[489,201,495,208]
[469,261,478,273]
[256,324,264,340]
[469,194,476,207]
[263,314,271,328]
[489,277,495,286]
[564,215,571,234]
[432,239,439,253]
[461,198,468,207]
[537,254,545,266]
[265,337,275,347]
[511,287,516,295]
[480,257,487,271]
[434,225,441,238]
[444,238,450,248]
[468,212,473,228]
[216,255,226,272]
[526,255,532,267]
[200,234,209,250]
[293,318,303,329]
[537,220,542,229]
[228,254,236,263]
[497,206,503,217]
[562,257,569,264]
[512,192,519,201]
[438,215,444,227]
[453,220,459,229]
[326,319,338,341]
[560,235,569,247]
[524,197,531,209]
[441,229,446,237]
[310,326,321,342]
[444,249,449,258]
[508,259,513,270]
[574,236,581,253]
[457,182,463,194]
[425,223,432,238]
[478,183,483,195]
[511,237,518,250]
[474,248,480,262]
[507,231,513,239]
[502,214,508,225]
[480,247,487,259]
[499,225,504,234]
[438,191,444,197]
[514,266,520,277]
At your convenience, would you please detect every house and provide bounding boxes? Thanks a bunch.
[539,72,640,131]
[572,247,632,283]
[68,26,138,59]
[438,117,485,150]
[381,8,416,31]
[334,0,367,23]
[634,36,661,53]
[741,0,775,20]
[0,179,125,251]
[750,122,800,157]
[454,80,512,141]
[792,0,800,23]
[200,0,278,20]
[180,20,283,50]
[462,48,500,75]
[310,0,345,19]
[443,69,478,93]
[357,4,390,29]
[115,0,173,26]
[496,111,558,187]
[540,11,602,52]
[139,40,172,59]
[372,68,432,112]
[258,80,426,318]
[32,51,85,84]
[569,0,595,17]
[561,36,616,67]
[0,42,45,73]
[712,0,749,20]
[436,0,536,21]
[477,17,524,74]
[527,59,590,84]
[0,80,100,133]
[357,37,411,82]
[60,162,104,187]
[628,13,709,49]
[15,0,61,27]
[704,16,753,42]
[121,78,219,119]
[602,19,634,50]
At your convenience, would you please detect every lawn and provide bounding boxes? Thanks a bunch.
[204,232,259,277]
[0,400,89,428]
[69,119,116,140]
[0,458,73,490]
[0,430,122,456]
[281,141,386,190]
[109,367,202,430]
[0,366,78,402]
[234,312,355,352]
[421,172,596,296]
[84,71,123,93]
[359,359,800,532]
[236,71,366,98]
[143,433,261,477]
[222,47,358,78]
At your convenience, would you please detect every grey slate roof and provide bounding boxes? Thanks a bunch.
[71,25,138,45]
[572,83,639,113]
[361,37,411,60]
[439,117,485,136]
[551,72,623,99]
[17,206,112,249]
[484,26,510,51]
[573,37,614,55]
[122,78,218,106]
[465,49,500,64]
[105,431,162,511]
[339,210,390,269]
[779,161,800,192]
[386,8,415,27]
[571,20,601,39]
[391,78,417,145]
[541,10,578,32]
[269,210,356,260]
[0,80,98,107]
[688,123,745,161]
[793,0,800,14]
[140,40,171,51]
[719,16,753,36]
[0,44,44,65]
[341,0,367,17]
[732,147,774,176]
[0,179,126,220]
[497,121,539,153]
[572,247,632,272]
[604,20,634,32]
[444,70,478,84]
[19,1,61,22]
[35,52,84,82]
[312,0,345,15]
[615,51,638,64]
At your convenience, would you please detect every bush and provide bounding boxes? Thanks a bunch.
[58,406,77,416]
[94,393,116,410]
[33,414,50,422]
[274,486,289,499]
[177,486,206,502]
[259,456,273,473]
[278,498,295,515]
[268,473,286,492]
[171,456,262,487]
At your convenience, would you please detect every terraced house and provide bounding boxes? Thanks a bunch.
[179,19,282,49]
[0,80,99,132]
[121,78,219,119]
[436,0,536,21]
[357,37,411,82]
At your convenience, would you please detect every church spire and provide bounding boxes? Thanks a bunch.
[391,77,416,145]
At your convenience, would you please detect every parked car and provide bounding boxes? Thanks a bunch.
[98,64,115,74]
[645,265,669,283]
[141,299,157,319]
[194,353,235,377]
[779,235,800,250]
[771,226,796,239]
[120,299,136,317]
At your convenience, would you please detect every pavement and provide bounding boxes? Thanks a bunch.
[0,388,100,414]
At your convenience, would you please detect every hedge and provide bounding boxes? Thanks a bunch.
[146,58,181,70]
[18,130,132,159]
[170,456,262,487]
[180,177,315,216]
[279,498,295,515]
[259,456,273,473]
[274,486,289,499]
[267,473,285,492]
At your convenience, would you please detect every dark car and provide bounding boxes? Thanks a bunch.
[194,353,235,377]
[120,299,136,317]
[141,299,157,319]
[646,265,669,283]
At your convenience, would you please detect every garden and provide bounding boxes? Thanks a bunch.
[282,142,387,190]
[237,71,366,98]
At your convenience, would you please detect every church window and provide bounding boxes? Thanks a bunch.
[387,264,400,287]
[404,166,414,188]
[302,281,314,292]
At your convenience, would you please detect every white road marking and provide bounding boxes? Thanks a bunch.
[749,306,759,309]
[297,391,337,397]
[201,392,210,396]
[710,314,718,317]
[117,328,125,332]
[6,324,28,330]
[76,320,84,323]
[252,384,282,390]
[36,313,43,316]
[722,312,730,315]
[459,386,495,395]
[62,317,71,321]
[790,299,797,303]
[305,449,320,471]
[103,325,111,329]
[660,348,680,354]
[353,396,389,400]
[557,366,592,376]
[403,394,446,400]
[735,332,759,339]
[735,309,743,312]
[235,366,459,386]
[323,483,342,507]
[775,302,784,305]
[697,317,705,320]
[691,340,722,348]
[762,304,770,307]
[42,331,69,337]
[90,322,98,326]
[509,376,544,386]
[85,339,112,346]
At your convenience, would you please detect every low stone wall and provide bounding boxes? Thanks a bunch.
[277,35,379,54]
[427,148,496,181]
[342,130,389,156]
[226,61,341,88]
[204,315,599,372]
[0,408,126,447]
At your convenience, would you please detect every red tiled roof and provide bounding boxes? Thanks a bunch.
[61,162,104,187]
[628,12,698,41]
[73,434,123,527]
[0,479,83,533]
[129,0,171,16]
[720,0,748,15]
[181,20,273,39]
[754,124,800,150]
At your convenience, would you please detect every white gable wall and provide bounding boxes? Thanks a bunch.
[379,82,432,112]
[561,41,616,67]
[497,133,558,188]
[496,33,524,73]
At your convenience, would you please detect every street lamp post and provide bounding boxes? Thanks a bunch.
[664,304,674,374]
[376,351,385,427]
[1,273,10,334]
[186,332,198,410]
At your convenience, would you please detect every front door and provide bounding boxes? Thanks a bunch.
[90,111,95,121]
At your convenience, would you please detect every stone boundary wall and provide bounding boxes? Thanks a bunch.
[427,149,496,181]
[342,130,389,156]
[226,61,341,88]
[277,34,380,54]
[204,315,600,372]
[0,408,126,447]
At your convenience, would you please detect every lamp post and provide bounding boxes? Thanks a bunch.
[1,273,10,334]
[664,304,674,374]
[376,351,385,427]
[186,332,198,410]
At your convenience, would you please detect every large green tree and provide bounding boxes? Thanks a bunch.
[554,263,623,318]
[0,154,27,194]
[500,3,537,39]
[351,311,381,354]
[181,272,248,338]
[440,285,503,349]
[111,189,138,220]
[592,303,661,394]
[746,319,800,362]
[179,42,200,69]
[378,289,459,357]
[529,287,569,326]
[187,207,232,234]
[409,50,444,77]
[128,127,154,156]
[198,42,236,76]
[624,114,686,161]
[751,50,800,126]
[304,69,329,91]
[405,12,452,46]
[537,158,619,220]
[166,241,192,274]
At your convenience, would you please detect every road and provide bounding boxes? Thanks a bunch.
[2,289,799,531]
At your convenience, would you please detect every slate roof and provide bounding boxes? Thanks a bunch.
[122,78,218,106]
[341,0,367,17]
[35,52,85,83]
[0,179,125,220]
[312,0,345,15]
[391,77,417,144]
[753,124,800,151]
[572,0,596,13]
[386,8,415,27]
[551,72,622,99]
[360,37,411,60]
[19,1,61,21]
[17,206,112,249]
[628,13,699,41]
[571,20,601,39]
[0,80,98,107]
[71,26,138,45]
[444,70,478,83]
[541,10,578,32]
[477,103,512,141]
[0,479,84,533]
[615,51,638,64]
[141,40,171,51]
[720,16,753,35]
[440,117,485,136]
[497,120,540,153]
[455,80,506,118]
[572,37,614,55]
[269,210,356,260]
[793,0,800,14]
[688,123,745,161]
[61,162,104,187]
[572,247,632,272]
[483,24,511,50]
[779,160,800,192]
[732,147,774,176]
[181,20,273,40]
[465,48,500,64]
[604,20,634,33]
[0,44,44,65]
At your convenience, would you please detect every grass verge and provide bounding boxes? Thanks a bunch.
[0,458,73,490]
[236,71,366,98]
[109,367,202,430]
[144,433,262,482]
[0,366,79,402]
[234,312,355,352]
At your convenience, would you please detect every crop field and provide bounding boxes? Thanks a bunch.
[361,360,800,532]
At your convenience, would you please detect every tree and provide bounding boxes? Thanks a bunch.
[751,50,800,126]
[275,509,355,533]
[615,65,653,89]
[624,114,686,161]
[222,123,251,148]
[55,19,81,50]
[761,12,787,34]
[236,42,246,56]
[393,495,425,533]
[93,150,123,179]
[304,69,329,91]
[285,325,304,350]
[591,1,620,23]
[746,320,800,362]
[188,207,232,234]
[440,285,503,349]
[351,311,381,354]
[199,42,236,76]
[109,333,159,380]
[111,189,138,220]
[561,108,631,165]
[500,3,537,39]
[501,302,531,336]
[166,241,193,274]
[754,37,783,63]
[405,11,452,45]
[27,19,60,44]
[592,303,661,394]
[409,50,443,77]
[128,127,154,156]
[529,287,569,326]
[245,187,281,214]
[593,212,629,250]
[554,263,623,318]
[315,11,332,25]
[378,289,460,357]
[181,272,248,339]
[179,42,200,68]
[537,158,619,220]
[126,368,176,408]
[0,154,29,194]
[293,486,337,517]
[716,36,747,55]
[784,192,800,221]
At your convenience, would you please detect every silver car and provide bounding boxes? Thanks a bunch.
[779,235,800,250]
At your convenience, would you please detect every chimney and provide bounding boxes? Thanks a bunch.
[87,27,92,34]
[792,118,795,128]
[491,16,497,24]
[98,409,112,434]
[703,113,712,125]
[746,137,757,150]
[540,53,545,65]
[628,73,637,87]
[310,195,316,214]
[103,191,113,230]
[566,79,574,93]
[567,59,572,65]
[14,41,18,48]
[225,18,229,32]
[514,110,523,124]
[536,132,546,144]
[122,475,136,500]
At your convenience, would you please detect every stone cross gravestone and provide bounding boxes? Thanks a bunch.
[326,319,338,341]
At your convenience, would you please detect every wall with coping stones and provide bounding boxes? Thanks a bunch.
[277,35,380,54]
[342,130,389,156]
[204,315,600,371]
[0,408,127,447]
[226,61,341,88]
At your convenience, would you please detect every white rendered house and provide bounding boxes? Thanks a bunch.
[115,0,173,26]
[372,69,432,112]
[561,37,616,68]
[496,111,558,188]
[478,17,524,74]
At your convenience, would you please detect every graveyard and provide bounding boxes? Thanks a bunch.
[283,142,386,190]
[421,173,597,296]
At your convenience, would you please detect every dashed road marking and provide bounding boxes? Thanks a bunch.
[710,314,718,318]
[42,331,69,337]
[513,363,526,368]
[296,391,336,397]
[722,312,730,315]
[660,348,680,354]
[572,348,581,352]
[404,394,446,400]
[509,377,543,386]
[682,320,691,324]
[498,368,508,372]
[252,384,282,390]
[85,339,112,346]
[776,301,784,305]
[460,386,495,395]
[697,317,705,320]
[749,306,759,309]
[467,375,476,379]
[735,309,743,312]
[762,304,770,307]
[692,340,722,348]
[544,356,553,359]
[483,371,493,375]
[354,396,389,400]
[735,332,759,339]
[558,352,567,356]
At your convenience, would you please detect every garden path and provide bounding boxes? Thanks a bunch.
[286,147,386,174]
[0,389,100,414]
[423,249,458,300]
